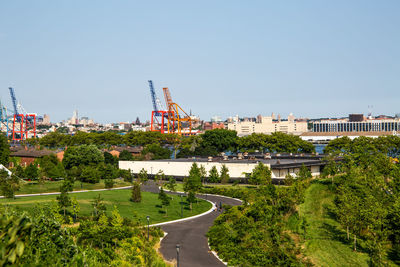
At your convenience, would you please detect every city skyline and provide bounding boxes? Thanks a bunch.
[1,1,399,123]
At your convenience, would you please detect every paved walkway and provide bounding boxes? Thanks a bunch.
[158,193,241,267]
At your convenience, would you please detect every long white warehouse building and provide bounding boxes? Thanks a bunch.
[119,155,325,181]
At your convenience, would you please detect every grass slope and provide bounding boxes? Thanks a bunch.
[300,181,370,267]
[0,189,211,224]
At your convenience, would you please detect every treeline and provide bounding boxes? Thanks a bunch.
[24,129,314,157]
[324,135,400,157]
[30,131,178,148]
[207,166,313,266]
[7,145,133,191]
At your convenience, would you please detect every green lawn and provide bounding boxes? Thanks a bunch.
[15,179,132,195]
[0,189,211,224]
[300,181,370,267]
[174,182,255,192]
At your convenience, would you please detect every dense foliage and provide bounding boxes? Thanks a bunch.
[0,134,10,166]
[329,152,400,265]
[207,169,312,266]
[324,135,400,157]
[0,204,166,266]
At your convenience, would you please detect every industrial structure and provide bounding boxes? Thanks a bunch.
[149,80,195,135]
[0,87,37,141]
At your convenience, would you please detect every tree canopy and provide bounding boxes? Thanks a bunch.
[63,145,104,169]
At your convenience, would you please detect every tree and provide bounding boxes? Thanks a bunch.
[155,170,165,185]
[183,163,202,193]
[104,151,117,166]
[158,187,171,216]
[200,129,238,154]
[119,169,133,182]
[220,164,230,184]
[104,178,114,189]
[187,191,196,211]
[248,162,271,185]
[199,165,207,184]
[71,197,80,222]
[80,166,101,184]
[14,165,25,178]
[119,150,134,161]
[130,182,141,202]
[24,164,39,180]
[92,194,107,218]
[0,170,20,198]
[0,133,10,165]
[63,145,104,169]
[57,190,71,217]
[298,165,312,180]
[141,144,171,160]
[111,206,124,227]
[208,166,220,183]
[165,177,177,193]
[138,168,148,184]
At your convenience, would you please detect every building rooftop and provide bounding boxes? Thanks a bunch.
[153,154,326,169]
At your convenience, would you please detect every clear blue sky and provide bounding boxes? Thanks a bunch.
[1,1,399,123]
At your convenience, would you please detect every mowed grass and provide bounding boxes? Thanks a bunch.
[0,189,211,224]
[15,179,132,195]
[300,181,370,267]
[174,182,255,192]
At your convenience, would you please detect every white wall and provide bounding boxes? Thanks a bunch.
[119,161,321,179]
[119,161,263,178]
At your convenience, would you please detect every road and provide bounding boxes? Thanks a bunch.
[158,194,242,267]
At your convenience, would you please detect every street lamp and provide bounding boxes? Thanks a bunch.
[180,194,183,217]
[176,244,180,267]
[146,215,150,241]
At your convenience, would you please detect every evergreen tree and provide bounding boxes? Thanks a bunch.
[138,168,148,184]
[57,190,71,217]
[158,187,171,216]
[220,164,230,184]
[130,182,141,202]
[208,166,220,183]
[183,163,202,193]
[92,194,107,218]
[165,177,177,193]
[248,162,271,185]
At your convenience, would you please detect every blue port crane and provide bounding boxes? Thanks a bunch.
[148,80,165,116]
[148,80,158,114]
[8,87,18,117]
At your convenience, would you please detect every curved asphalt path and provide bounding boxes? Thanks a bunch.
[160,194,241,267]
[142,182,242,267]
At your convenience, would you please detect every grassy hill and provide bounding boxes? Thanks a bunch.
[300,181,370,267]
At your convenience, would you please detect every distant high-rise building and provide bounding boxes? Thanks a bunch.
[70,110,78,124]
[43,114,50,125]
[227,113,307,136]
[211,116,222,123]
